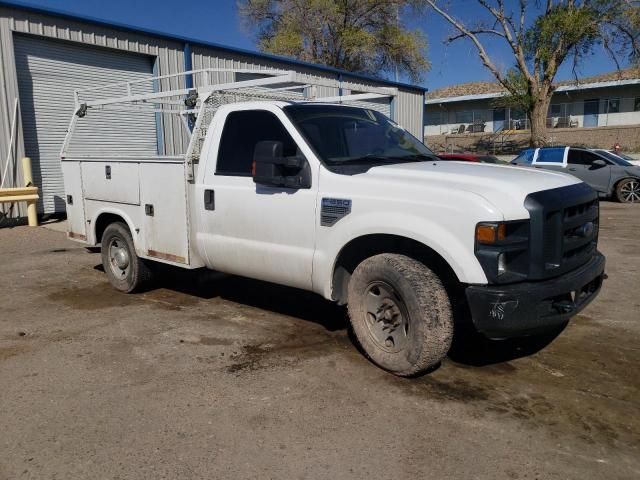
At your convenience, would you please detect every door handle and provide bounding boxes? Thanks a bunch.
[204,189,215,211]
[105,165,111,179]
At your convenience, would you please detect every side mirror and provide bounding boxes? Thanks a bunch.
[592,159,607,168]
[252,140,311,189]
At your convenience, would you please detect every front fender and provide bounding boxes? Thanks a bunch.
[312,210,490,300]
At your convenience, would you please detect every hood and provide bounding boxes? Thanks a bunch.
[364,160,581,219]
[624,165,640,176]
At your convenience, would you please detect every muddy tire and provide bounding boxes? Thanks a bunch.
[615,178,640,203]
[347,253,453,376]
[101,222,153,293]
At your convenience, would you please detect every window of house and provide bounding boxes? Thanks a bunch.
[455,110,473,123]
[606,98,620,113]
[548,104,562,117]
[216,110,298,176]
[425,111,442,126]
[634,97,640,111]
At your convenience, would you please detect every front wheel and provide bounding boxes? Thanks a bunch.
[615,178,640,203]
[101,222,153,293]
[347,254,453,376]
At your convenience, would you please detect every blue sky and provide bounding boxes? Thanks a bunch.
[7,0,629,91]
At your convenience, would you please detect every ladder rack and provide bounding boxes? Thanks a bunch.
[60,67,397,180]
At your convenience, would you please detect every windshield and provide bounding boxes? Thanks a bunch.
[284,104,437,170]
[597,150,633,167]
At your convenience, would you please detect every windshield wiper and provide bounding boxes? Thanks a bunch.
[394,153,438,162]
[328,155,395,165]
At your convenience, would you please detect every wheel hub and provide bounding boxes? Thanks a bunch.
[113,248,129,269]
[363,282,410,353]
[108,239,130,278]
[621,180,640,203]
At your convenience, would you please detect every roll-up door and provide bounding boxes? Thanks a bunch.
[346,97,392,118]
[14,35,157,214]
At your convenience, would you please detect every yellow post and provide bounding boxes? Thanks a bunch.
[21,157,38,227]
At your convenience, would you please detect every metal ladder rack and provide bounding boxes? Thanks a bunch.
[60,67,397,180]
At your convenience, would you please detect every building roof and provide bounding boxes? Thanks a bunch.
[426,67,640,104]
[0,0,426,93]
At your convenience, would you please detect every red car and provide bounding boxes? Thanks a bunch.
[437,153,504,164]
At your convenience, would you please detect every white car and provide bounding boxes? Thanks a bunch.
[60,72,606,377]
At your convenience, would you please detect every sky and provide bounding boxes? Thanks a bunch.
[6,0,630,92]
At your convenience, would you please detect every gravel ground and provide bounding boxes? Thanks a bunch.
[0,202,638,479]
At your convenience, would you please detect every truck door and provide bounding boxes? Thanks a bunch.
[198,107,317,290]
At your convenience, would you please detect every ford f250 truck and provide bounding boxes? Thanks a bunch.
[60,69,605,376]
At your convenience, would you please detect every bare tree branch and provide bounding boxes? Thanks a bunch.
[423,0,510,86]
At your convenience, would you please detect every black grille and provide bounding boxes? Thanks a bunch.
[525,183,599,280]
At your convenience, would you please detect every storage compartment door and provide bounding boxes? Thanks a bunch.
[82,162,140,205]
[61,161,87,241]
[139,163,189,265]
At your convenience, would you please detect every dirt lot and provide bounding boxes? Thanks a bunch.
[1,203,638,479]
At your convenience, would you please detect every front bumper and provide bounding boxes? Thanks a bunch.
[466,252,605,338]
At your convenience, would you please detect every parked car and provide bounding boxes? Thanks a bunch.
[592,149,640,167]
[438,153,506,164]
[512,146,640,203]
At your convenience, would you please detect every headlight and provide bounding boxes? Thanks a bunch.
[475,220,530,283]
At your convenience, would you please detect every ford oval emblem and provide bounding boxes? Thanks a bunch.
[578,221,594,238]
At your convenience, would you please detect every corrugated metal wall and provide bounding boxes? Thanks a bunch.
[190,47,425,138]
[14,34,158,213]
[0,5,425,219]
[0,5,188,216]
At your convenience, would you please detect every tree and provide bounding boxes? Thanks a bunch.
[421,0,640,146]
[238,0,430,83]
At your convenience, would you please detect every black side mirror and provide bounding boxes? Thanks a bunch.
[592,159,607,168]
[252,141,311,189]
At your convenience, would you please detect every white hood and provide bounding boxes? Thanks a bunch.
[364,160,582,219]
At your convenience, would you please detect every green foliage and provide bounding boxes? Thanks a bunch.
[238,0,430,82]
[524,4,598,73]
[493,68,533,111]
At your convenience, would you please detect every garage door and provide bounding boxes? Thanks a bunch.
[14,35,157,214]
[347,97,392,118]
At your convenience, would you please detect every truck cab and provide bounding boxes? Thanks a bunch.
[61,70,606,377]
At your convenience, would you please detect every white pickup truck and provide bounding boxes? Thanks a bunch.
[60,69,605,376]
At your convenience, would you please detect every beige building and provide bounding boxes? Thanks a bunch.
[424,69,640,153]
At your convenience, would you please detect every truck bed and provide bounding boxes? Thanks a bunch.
[62,156,202,268]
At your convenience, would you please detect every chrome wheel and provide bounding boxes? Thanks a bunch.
[108,237,130,279]
[363,281,410,353]
[620,180,640,203]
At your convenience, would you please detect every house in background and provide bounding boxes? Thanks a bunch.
[424,68,640,153]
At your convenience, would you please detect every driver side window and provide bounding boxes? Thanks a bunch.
[568,150,606,166]
[216,110,298,176]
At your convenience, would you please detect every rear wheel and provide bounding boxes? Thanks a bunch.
[347,254,453,376]
[615,178,640,203]
[101,222,153,293]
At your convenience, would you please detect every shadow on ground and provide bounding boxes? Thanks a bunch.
[106,261,567,369]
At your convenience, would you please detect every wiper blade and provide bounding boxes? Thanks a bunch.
[329,155,394,165]
[396,154,438,162]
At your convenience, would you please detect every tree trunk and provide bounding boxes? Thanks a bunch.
[529,95,551,147]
